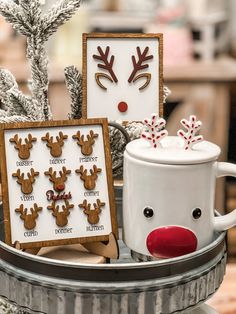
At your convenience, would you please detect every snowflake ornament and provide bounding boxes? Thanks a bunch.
[141,114,168,148]
[177,115,204,150]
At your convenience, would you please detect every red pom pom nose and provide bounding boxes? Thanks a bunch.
[55,184,65,191]
[118,101,128,112]
[146,226,197,259]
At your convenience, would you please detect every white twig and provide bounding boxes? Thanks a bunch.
[141,113,168,148]
[177,115,204,150]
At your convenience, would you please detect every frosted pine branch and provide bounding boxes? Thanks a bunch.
[65,66,82,119]
[0,115,29,123]
[0,69,18,104]
[19,0,41,26]
[0,0,32,36]
[177,115,203,150]
[41,0,81,42]
[0,0,81,123]
[163,85,171,103]
[141,114,168,148]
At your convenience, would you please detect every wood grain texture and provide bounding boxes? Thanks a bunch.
[82,33,164,119]
[0,118,118,249]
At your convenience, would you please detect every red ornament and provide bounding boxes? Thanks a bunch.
[146,226,197,258]
[118,101,128,112]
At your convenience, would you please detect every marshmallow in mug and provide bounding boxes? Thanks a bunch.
[123,115,236,259]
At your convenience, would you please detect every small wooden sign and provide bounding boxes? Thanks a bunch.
[83,33,163,121]
[0,119,117,249]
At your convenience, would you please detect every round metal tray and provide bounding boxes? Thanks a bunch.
[0,231,226,314]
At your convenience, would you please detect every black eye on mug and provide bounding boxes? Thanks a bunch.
[143,207,154,218]
[192,208,202,219]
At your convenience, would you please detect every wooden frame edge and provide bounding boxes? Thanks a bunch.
[82,32,164,119]
[0,118,118,249]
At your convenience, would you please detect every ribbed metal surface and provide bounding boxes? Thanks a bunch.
[0,201,226,314]
[0,238,226,314]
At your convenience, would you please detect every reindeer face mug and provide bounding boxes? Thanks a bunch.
[123,115,236,259]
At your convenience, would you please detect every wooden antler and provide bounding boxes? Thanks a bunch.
[42,132,68,157]
[73,130,98,156]
[9,134,22,149]
[10,133,36,159]
[62,200,74,214]
[47,201,59,217]
[41,132,53,147]
[48,200,73,227]
[28,168,39,183]
[25,134,37,149]
[59,166,71,181]
[79,199,105,225]
[31,203,42,219]
[93,199,105,213]
[12,168,39,194]
[76,164,101,190]
[93,46,118,83]
[72,131,84,145]
[128,47,153,83]
[44,167,57,182]
[15,203,42,230]
[12,169,24,184]
[56,132,68,146]
[45,167,70,192]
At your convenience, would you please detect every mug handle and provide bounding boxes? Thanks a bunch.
[214,162,236,231]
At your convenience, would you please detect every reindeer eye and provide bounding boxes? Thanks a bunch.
[143,207,154,218]
[192,208,202,219]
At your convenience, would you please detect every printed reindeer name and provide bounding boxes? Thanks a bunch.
[48,200,74,227]
[12,168,39,194]
[73,130,98,156]
[76,165,102,190]
[15,203,42,230]
[10,134,37,159]
[41,131,68,157]
[44,167,71,192]
[79,199,105,225]
[46,190,72,201]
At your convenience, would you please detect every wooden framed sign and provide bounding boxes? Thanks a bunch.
[0,119,117,249]
[83,33,163,121]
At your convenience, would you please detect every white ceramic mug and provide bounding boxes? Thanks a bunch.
[123,136,236,258]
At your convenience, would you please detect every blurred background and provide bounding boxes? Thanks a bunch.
[0,1,236,311]
[1,0,236,260]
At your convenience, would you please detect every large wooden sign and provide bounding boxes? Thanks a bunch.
[0,119,117,249]
[83,33,163,121]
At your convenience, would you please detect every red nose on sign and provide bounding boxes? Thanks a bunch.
[118,101,128,112]
[56,184,65,191]
[146,226,197,259]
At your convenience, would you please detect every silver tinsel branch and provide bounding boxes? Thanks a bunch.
[64,65,82,120]
[0,0,81,123]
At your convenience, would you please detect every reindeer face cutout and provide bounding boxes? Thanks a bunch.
[47,200,74,227]
[41,132,68,157]
[12,168,39,194]
[15,203,42,230]
[9,134,37,159]
[76,165,102,190]
[86,35,162,121]
[44,167,71,192]
[72,130,98,156]
[79,199,105,225]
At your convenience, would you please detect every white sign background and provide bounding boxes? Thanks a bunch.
[85,35,161,121]
[4,124,112,244]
